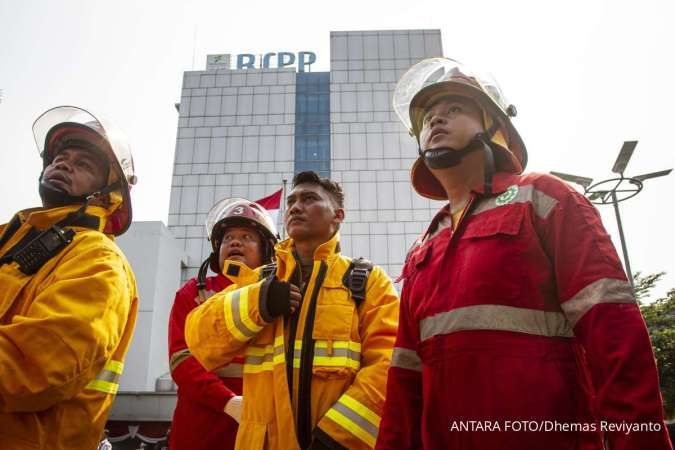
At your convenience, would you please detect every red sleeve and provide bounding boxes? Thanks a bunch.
[537,175,672,450]
[376,267,423,449]
[168,279,236,413]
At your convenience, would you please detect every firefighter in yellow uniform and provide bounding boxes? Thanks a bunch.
[186,171,399,450]
[0,106,138,449]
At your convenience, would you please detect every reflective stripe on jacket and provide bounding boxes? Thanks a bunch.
[376,172,672,450]
[0,205,138,450]
[168,274,243,450]
[186,233,400,450]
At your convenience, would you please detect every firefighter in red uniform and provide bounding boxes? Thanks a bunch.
[168,198,278,450]
[376,58,672,450]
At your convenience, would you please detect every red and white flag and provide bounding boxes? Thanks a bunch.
[255,188,283,226]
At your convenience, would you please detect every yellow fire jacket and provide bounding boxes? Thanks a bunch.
[0,205,138,450]
[186,233,399,449]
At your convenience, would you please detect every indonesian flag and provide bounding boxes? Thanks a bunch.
[255,188,283,226]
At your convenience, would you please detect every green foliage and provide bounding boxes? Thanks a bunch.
[635,272,675,418]
[633,271,665,303]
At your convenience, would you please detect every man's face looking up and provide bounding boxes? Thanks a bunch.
[419,96,484,152]
[218,226,264,270]
[42,147,108,197]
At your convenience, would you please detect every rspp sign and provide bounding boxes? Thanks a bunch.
[207,52,317,72]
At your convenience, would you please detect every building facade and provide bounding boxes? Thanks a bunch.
[107,28,446,446]
[169,29,445,283]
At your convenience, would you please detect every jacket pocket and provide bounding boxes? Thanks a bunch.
[400,242,432,283]
[235,420,267,450]
[312,303,359,378]
[462,206,523,239]
[313,303,354,340]
[319,281,353,305]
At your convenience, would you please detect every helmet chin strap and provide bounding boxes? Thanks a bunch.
[481,135,495,196]
[420,136,482,169]
[419,121,499,195]
[39,179,90,207]
[196,257,212,302]
[39,175,122,229]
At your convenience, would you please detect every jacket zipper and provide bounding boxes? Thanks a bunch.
[296,261,328,449]
[451,195,477,241]
[285,265,305,407]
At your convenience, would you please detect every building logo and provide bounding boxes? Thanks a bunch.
[207,52,316,72]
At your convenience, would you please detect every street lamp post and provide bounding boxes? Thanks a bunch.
[551,140,672,287]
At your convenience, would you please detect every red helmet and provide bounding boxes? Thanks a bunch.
[205,198,279,272]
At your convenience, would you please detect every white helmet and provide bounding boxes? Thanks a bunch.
[205,197,279,271]
[33,106,137,235]
[393,58,526,199]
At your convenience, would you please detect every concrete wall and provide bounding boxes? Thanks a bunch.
[115,221,185,392]
[168,67,297,283]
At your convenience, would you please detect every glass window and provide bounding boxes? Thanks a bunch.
[294,72,331,177]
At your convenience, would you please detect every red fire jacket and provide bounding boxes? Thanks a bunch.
[168,274,243,450]
[376,172,671,450]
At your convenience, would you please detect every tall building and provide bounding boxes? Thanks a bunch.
[168,29,444,283]
[109,29,446,447]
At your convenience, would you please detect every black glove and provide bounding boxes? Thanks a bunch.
[259,276,292,322]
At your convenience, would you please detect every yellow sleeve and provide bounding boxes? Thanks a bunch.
[0,233,136,412]
[317,266,400,449]
[185,279,271,371]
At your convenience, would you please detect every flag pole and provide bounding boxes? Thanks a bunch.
[281,179,288,240]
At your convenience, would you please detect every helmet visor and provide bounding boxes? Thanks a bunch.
[33,106,136,186]
[205,197,279,242]
[393,58,513,136]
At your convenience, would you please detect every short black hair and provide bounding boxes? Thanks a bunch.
[292,171,344,208]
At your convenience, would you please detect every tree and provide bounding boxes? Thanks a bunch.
[635,271,675,418]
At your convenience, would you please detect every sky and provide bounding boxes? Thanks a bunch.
[1,0,673,299]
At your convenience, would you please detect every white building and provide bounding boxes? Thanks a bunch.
[109,29,446,444]
[169,29,445,283]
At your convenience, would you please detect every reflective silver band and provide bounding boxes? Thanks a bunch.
[561,278,635,327]
[170,348,192,372]
[472,184,558,219]
[231,290,257,339]
[85,360,124,394]
[245,353,274,365]
[214,363,244,378]
[391,347,422,372]
[96,367,122,383]
[332,401,379,440]
[313,347,360,359]
[420,304,574,341]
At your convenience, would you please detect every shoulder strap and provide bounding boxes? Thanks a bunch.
[259,262,278,280]
[0,212,100,274]
[342,257,373,308]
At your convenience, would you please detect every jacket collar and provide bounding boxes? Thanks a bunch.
[11,205,109,233]
[471,171,522,196]
[421,172,524,242]
[274,232,341,265]
[221,260,261,285]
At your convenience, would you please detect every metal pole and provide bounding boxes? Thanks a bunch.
[281,179,288,240]
[611,191,634,286]
[192,26,197,70]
